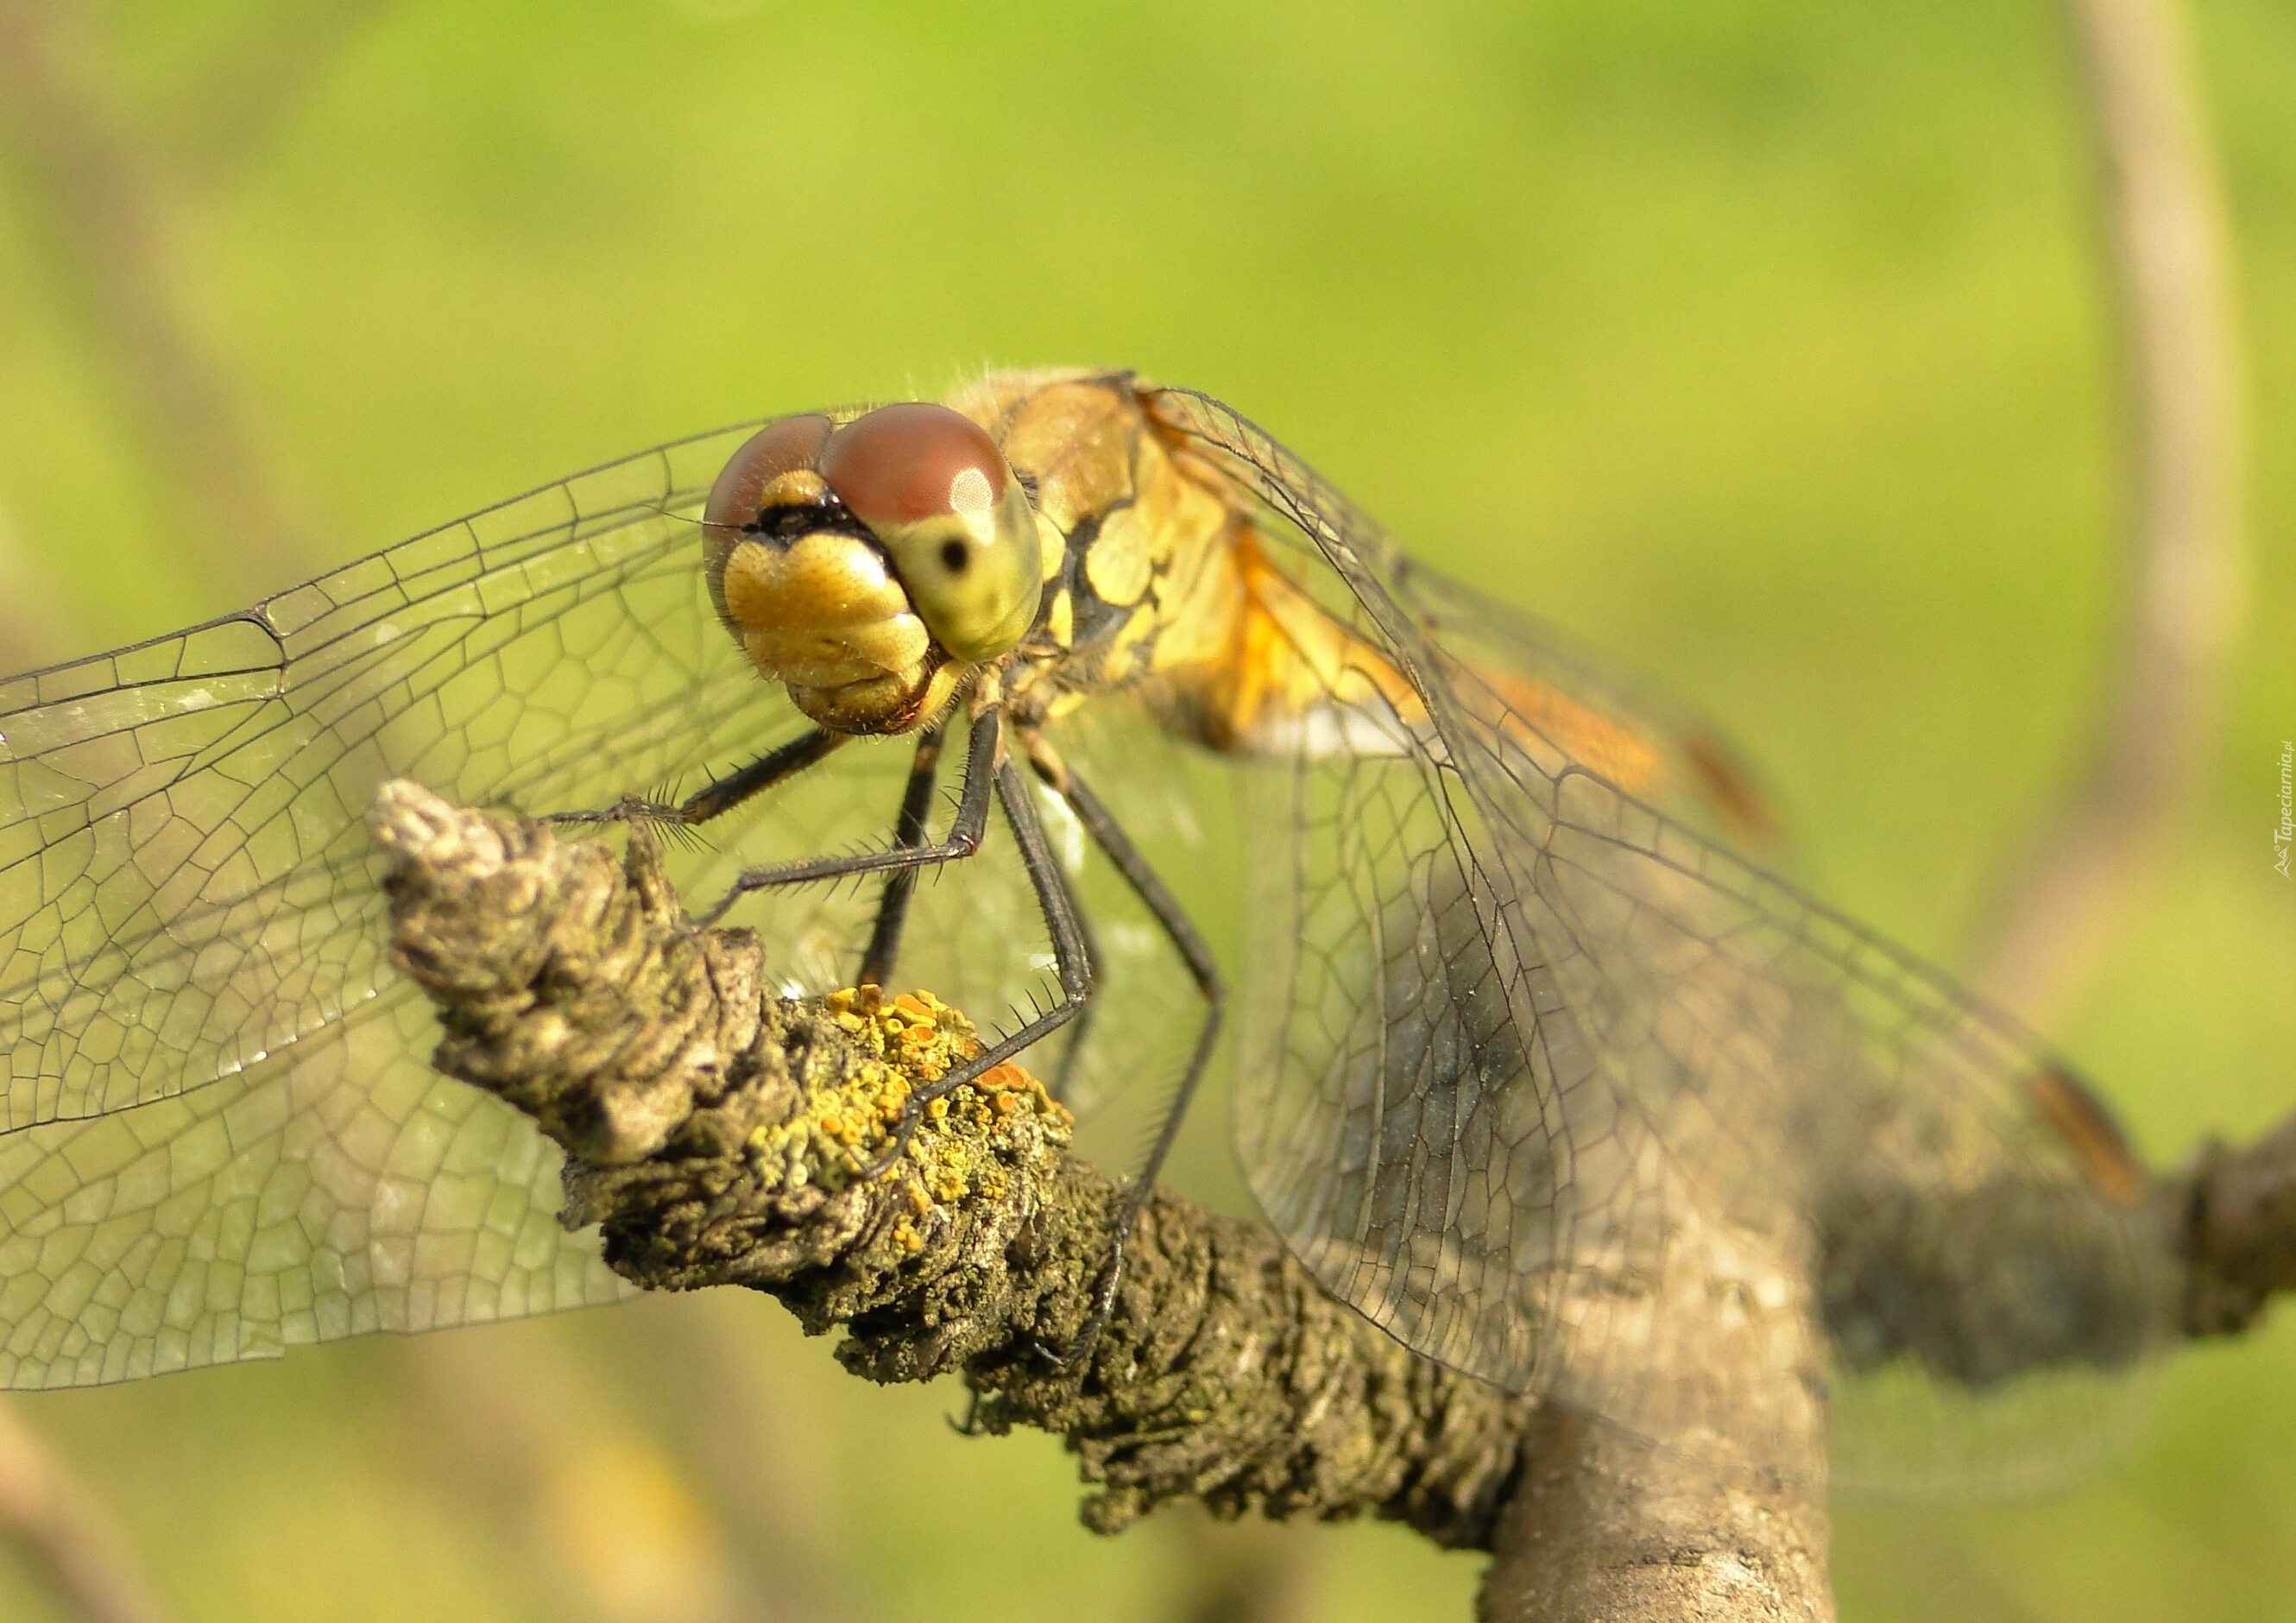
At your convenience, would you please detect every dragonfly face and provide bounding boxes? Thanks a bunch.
[699,403,1043,733]
[0,369,2176,1491]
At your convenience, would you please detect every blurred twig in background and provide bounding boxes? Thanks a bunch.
[0,0,321,603]
[148,0,389,188]
[0,498,74,673]
[1163,1510,1314,1623]
[592,1298,875,1623]
[0,1399,173,1623]
[1975,0,2247,1031]
[401,1327,758,1623]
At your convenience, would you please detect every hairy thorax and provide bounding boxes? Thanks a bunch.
[959,369,1417,760]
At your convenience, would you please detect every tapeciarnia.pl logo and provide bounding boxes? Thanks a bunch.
[2276,740,2293,879]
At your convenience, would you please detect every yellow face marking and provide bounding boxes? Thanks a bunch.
[716,532,946,734]
[718,534,912,642]
[1045,587,1075,650]
[758,468,830,507]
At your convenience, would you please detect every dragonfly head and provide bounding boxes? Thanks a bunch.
[701,404,1044,734]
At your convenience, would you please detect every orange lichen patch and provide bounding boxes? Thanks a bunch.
[969,1060,1034,1092]
[748,987,1071,1203]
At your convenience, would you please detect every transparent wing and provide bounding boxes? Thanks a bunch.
[1033,696,1234,1125]
[0,421,1166,1386]
[1,426,798,1129]
[0,988,628,1389]
[0,428,884,1384]
[1157,387,2179,1487]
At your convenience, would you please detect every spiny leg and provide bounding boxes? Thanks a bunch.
[1047,862,1102,1106]
[858,738,1096,1177]
[547,726,848,830]
[1031,761,1225,1368]
[857,718,948,991]
[698,708,1001,925]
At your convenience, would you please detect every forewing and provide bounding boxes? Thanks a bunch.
[1,426,802,1129]
[1161,387,2178,1486]
[0,426,875,1385]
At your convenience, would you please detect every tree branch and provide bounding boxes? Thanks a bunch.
[371,780,2296,1620]
[1975,0,2247,1028]
[370,780,1529,1545]
[1484,1405,1829,1623]
[369,780,1849,1620]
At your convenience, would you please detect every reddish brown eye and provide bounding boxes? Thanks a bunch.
[703,414,834,529]
[819,402,1010,528]
[816,401,1042,663]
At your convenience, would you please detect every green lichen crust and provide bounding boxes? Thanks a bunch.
[372,779,1531,1544]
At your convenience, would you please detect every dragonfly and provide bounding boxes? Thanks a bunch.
[0,369,2177,1488]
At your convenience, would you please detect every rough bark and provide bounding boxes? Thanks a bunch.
[371,780,1530,1550]
[370,780,2295,1623]
[1484,1406,1830,1623]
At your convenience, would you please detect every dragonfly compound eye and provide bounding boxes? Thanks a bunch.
[820,401,1043,663]
[703,412,954,733]
[702,413,836,529]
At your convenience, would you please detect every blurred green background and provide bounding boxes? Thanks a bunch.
[0,0,2288,1619]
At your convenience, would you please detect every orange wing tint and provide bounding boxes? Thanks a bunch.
[2025,1063,2149,1208]
[1179,530,1780,855]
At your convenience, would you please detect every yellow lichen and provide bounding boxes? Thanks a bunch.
[745,987,1072,1207]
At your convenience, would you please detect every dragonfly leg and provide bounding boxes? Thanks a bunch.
[697,709,1001,925]
[856,719,948,990]
[1045,864,1102,1106]
[1025,763,1226,1373]
[855,719,1102,1093]
[547,726,847,828]
[857,748,1095,1174]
